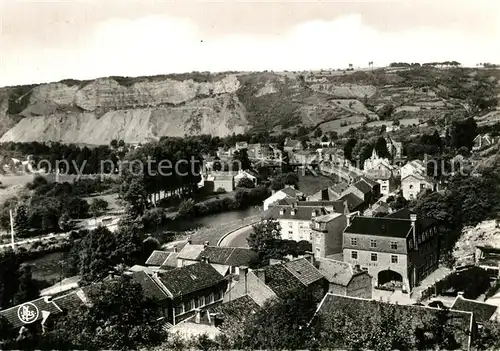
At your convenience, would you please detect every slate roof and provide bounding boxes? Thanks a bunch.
[298,201,346,213]
[386,208,437,230]
[358,176,379,188]
[200,247,235,265]
[146,250,172,266]
[130,271,169,301]
[315,293,473,351]
[0,297,63,329]
[315,258,361,286]
[225,248,259,267]
[451,296,498,323]
[283,258,324,286]
[161,252,179,268]
[178,244,205,260]
[268,206,328,221]
[261,265,304,299]
[156,262,225,298]
[345,216,412,238]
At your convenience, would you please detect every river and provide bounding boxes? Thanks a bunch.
[24,206,261,281]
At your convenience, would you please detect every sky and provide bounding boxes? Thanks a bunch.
[1,0,499,87]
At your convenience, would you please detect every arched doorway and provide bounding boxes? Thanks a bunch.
[378,269,403,287]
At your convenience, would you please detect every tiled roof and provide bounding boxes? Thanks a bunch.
[298,201,346,213]
[345,216,412,238]
[52,290,86,311]
[280,186,302,198]
[451,296,498,323]
[225,248,259,267]
[359,176,379,188]
[146,250,172,266]
[313,213,343,224]
[283,258,324,286]
[353,180,372,194]
[161,252,179,268]
[261,265,304,299]
[338,193,364,211]
[268,205,328,221]
[330,182,350,195]
[178,244,205,261]
[156,262,225,298]
[196,247,258,267]
[130,271,169,301]
[211,295,260,319]
[0,297,63,329]
[315,258,359,286]
[315,293,473,350]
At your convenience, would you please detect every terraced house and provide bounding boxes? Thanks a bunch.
[343,209,440,292]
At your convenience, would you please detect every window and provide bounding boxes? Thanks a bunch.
[351,251,358,260]
[174,304,183,316]
[371,253,378,262]
[316,248,320,253]
[391,255,398,263]
[362,267,368,271]
[194,298,200,308]
[409,184,414,189]
[391,241,398,250]
[382,186,387,191]
[185,299,194,311]
[309,233,313,241]
[315,222,320,230]
[351,238,357,246]
[420,183,426,189]
[198,296,205,307]
[214,290,222,301]
[207,293,214,304]
[370,239,377,248]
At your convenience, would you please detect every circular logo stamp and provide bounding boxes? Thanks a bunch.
[17,302,39,324]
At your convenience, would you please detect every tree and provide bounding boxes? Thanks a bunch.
[13,265,39,305]
[58,212,72,231]
[314,128,322,138]
[110,139,118,149]
[451,117,477,150]
[247,219,281,253]
[388,195,408,212]
[474,320,500,350]
[343,138,357,162]
[0,249,20,309]
[89,198,108,219]
[377,103,394,120]
[13,202,29,238]
[48,275,165,350]
[178,199,196,218]
[117,139,125,148]
[233,149,251,171]
[237,177,255,189]
[122,177,148,219]
[374,137,391,159]
[239,287,318,350]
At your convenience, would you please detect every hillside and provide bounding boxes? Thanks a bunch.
[0,67,499,145]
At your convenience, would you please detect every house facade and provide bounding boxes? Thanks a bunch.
[401,173,435,200]
[267,204,328,242]
[342,209,440,292]
[263,185,304,210]
[310,213,347,258]
[234,170,258,187]
[315,257,372,299]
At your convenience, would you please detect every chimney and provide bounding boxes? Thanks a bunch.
[457,291,464,298]
[354,264,361,272]
[187,237,192,245]
[195,308,201,324]
[410,213,418,250]
[304,251,315,265]
[200,256,209,264]
[239,266,248,294]
[204,241,209,248]
[173,245,178,253]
